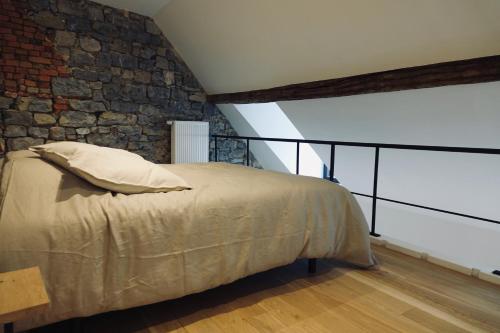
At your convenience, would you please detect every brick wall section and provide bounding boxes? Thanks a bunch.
[0,0,259,166]
[0,1,70,100]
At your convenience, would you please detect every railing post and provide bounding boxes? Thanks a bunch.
[329,144,335,181]
[308,258,317,274]
[246,138,250,166]
[296,142,300,175]
[214,136,218,162]
[371,147,381,237]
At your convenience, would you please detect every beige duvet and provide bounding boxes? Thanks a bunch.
[0,151,375,330]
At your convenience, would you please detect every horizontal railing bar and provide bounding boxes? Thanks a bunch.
[351,192,373,198]
[351,192,500,225]
[212,135,500,155]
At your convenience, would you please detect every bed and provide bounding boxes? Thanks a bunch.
[0,150,375,330]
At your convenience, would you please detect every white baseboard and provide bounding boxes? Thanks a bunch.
[370,236,500,286]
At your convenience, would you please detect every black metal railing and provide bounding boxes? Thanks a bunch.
[213,134,500,275]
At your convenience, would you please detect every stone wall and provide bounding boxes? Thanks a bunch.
[0,0,258,165]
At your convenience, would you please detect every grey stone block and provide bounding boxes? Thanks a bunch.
[86,133,127,149]
[76,127,91,135]
[110,101,139,113]
[80,37,101,52]
[125,84,148,102]
[145,19,161,35]
[66,16,92,32]
[89,81,103,90]
[28,98,53,113]
[156,56,169,70]
[52,78,92,98]
[49,127,66,140]
[70,49,95,66]
[34,113,57,126]
[107,13,129,29]
[134,70,151,84]
[59,111,96,127]
[143,127,166,136]
[164,71,175,86]
[128,141,153,151]
[4,111,33,126]
[111,53,138,69]
[98,112,137,126]
[117,125,142,140]
[0,97,14,109]
[138,59,155,71]
[69,100,107,112]
[55,31,77,47]
[5,125,27,138]
[147,86,170,101]
[97,126,111,134]
[92,22,119,38]
[138,105,161,116]
[189,93,207,103]
[32,11,65,30]
[96,53,112,67]
[72,69,98,82]
[7,137,44,151]
[66,16,92,33]
[102,83,121,101]
[28,127,49,139]
[122,69,134,80]
[57,0,87,16]
[139,47,156,60]
[151,71,166,86]
[88,6,104,21]
[109,39,130,53]
[27,0,50,11]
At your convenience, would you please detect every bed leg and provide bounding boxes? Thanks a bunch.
[308,258,317,274]
[4,323,13,333]
[71,317,83,333]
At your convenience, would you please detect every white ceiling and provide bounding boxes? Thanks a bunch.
[93,0,500,95]
[92,0,171,17]
[153,0,500,94]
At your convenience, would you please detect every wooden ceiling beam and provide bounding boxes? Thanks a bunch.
[207,55,500,104]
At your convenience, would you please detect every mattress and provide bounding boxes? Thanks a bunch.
[0,150,375,329]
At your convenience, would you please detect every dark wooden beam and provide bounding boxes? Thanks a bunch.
[207,55,500,104]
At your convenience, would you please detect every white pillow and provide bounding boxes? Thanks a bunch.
[30,142,191,194]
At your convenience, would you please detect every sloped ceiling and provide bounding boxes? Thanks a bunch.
[95,0,500,95]
[154,0,500,94]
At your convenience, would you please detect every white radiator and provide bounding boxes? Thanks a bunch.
[171,121,209,163]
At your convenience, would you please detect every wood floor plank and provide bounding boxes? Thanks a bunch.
[403,308,470,333]
[343,291,433,333]
[293,309,368,333]
[353,247,500,332]
[33,245,500,333]
[328,303,402,333]
[374,246,500,309]
[345,270,490,333]
[245,312,288,332]
[276,313,337,333]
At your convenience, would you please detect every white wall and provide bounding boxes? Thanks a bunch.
[220,103,324,177]
[220,81,500,274]
[218,104,289,172]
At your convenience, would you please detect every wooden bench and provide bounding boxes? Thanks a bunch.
[0,267,49,333]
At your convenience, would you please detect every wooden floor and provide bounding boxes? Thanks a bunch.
[36,245,500,333]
